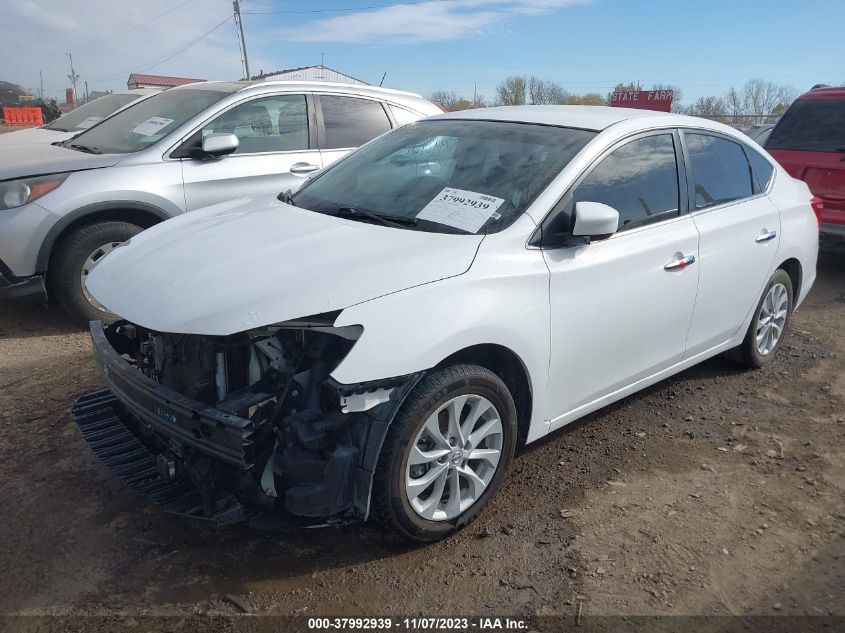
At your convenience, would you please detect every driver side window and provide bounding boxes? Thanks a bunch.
[573,133,680,232]
[200,94,308,154]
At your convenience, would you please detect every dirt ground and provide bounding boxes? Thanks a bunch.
[0,250,843,631]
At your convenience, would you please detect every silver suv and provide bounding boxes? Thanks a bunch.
[0,80,440,320]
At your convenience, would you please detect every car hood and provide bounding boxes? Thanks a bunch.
[0,127,72,147]
[86,194,484,335]
[0,142,122,180]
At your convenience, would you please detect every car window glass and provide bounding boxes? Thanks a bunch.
[202,94,308,154]
[389,105,420,126]
[766,99,845,152]
[293,120,595,234]
[573,134,679,231]
[69,88,232,154]
[321,95,391,149]
[746,146,775,192]
[686,133,753,209]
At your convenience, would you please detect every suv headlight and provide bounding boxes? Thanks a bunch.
[0,174,68,210]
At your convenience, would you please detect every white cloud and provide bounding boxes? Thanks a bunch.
[285,0,590,44]
[0,0,245,98]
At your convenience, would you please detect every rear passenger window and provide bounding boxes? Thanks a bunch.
[746,147,775,192]
[320,96,392,149]
[573,134,679,231]
[686,133,753,209]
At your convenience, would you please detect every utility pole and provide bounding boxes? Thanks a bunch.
[233,0,250,80]
[66,51,80,106]
[39,71,44,100]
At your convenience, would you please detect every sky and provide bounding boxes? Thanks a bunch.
[2,0,843,107]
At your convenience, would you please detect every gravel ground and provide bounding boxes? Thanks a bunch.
[0,249,843,632]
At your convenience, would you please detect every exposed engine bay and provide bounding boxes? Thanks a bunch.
[72,318,419,525]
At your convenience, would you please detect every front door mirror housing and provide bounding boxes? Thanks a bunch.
[572,201,619,240]
[200,133,239,158]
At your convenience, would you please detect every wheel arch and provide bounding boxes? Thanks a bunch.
[36,202,171,272]
[435,343,533,446]
[777,257,802,304]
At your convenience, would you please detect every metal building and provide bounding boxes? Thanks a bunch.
[251,65,367,85]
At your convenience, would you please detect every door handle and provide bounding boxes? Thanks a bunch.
[664,254,695,271]
[290,162,320,175]
[755,229,777,243]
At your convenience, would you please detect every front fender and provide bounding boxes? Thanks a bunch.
[331,241,551,443]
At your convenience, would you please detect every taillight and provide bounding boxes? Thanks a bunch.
[810,196,823,227]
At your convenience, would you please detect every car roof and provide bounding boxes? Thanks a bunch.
[798,85,845,100]
[431,105,740,134]
[174,79,426,101]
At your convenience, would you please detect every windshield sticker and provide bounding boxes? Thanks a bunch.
[416,187,505,233]
[131,117,174,136]
[75,116,104,130]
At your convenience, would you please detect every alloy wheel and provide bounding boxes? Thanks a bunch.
[405,394,503,521]
[80,241,120,311]
[755,282,789,355]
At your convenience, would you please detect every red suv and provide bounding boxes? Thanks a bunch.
[766,85,845,241]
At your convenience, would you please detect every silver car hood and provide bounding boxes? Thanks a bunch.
[0,143,122,180]
[0,127,73,147]
[86,194,484,335]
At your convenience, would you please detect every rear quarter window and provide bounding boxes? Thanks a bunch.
[745,147,775,192]
[766,99,845,152]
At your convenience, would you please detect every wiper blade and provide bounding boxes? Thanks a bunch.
[68,143,101,154]
[335,206,417,228]
[277,189,297,206]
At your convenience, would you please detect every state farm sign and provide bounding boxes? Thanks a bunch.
[610,90,674,112]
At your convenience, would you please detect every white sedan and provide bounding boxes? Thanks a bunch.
[78,105,819,541]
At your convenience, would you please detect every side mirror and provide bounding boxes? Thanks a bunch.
[200,133,239,158]
[572,201,619,240]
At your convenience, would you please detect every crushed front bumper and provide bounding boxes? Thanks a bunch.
[73,321,422,527]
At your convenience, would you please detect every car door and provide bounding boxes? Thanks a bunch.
[681,130,781,358]
[316,94,394,169]
[179,93,321,211]
[542,131,700,430]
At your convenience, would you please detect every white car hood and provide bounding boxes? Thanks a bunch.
[86,194,484,335]
[0,127,72,146]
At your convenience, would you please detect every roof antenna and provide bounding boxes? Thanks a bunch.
[379,72,387,87]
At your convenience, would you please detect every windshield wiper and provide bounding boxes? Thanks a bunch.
[335,206,417,228]
[277,190,297,206]
[68,143,101,154]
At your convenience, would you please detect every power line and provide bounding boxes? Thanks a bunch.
[119,0,198,34]
[244,1,434,15]
[88,16,232,82]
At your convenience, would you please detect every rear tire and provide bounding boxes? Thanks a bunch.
[48,221,142,323]
[371,364,517,542]
[736,269,794,368]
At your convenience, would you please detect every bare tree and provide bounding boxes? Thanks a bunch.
[495,75,527,106]
[722,79,797,124]
[688,95,727,120]
[430,90,460,110]
[566,93,605,106]
[528,76,567,104]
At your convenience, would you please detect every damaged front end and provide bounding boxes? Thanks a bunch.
[73,318,420,526]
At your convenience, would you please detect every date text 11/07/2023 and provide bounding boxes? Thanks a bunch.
[306,617,529,630]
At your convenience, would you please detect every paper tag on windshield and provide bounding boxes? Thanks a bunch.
[416,187,505,233]
[75,116,104,130]
[131,117,173,136]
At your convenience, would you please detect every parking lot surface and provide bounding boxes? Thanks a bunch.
[0,250,842,630]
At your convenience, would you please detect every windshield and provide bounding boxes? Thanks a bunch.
[293,120,596,234]
[45,93,141,132]
[766,99,845,152]
[67,87,233,154]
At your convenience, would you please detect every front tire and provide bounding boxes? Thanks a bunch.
[48,221,142,323]
[737,269,794,368]
[371,364,517,542]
